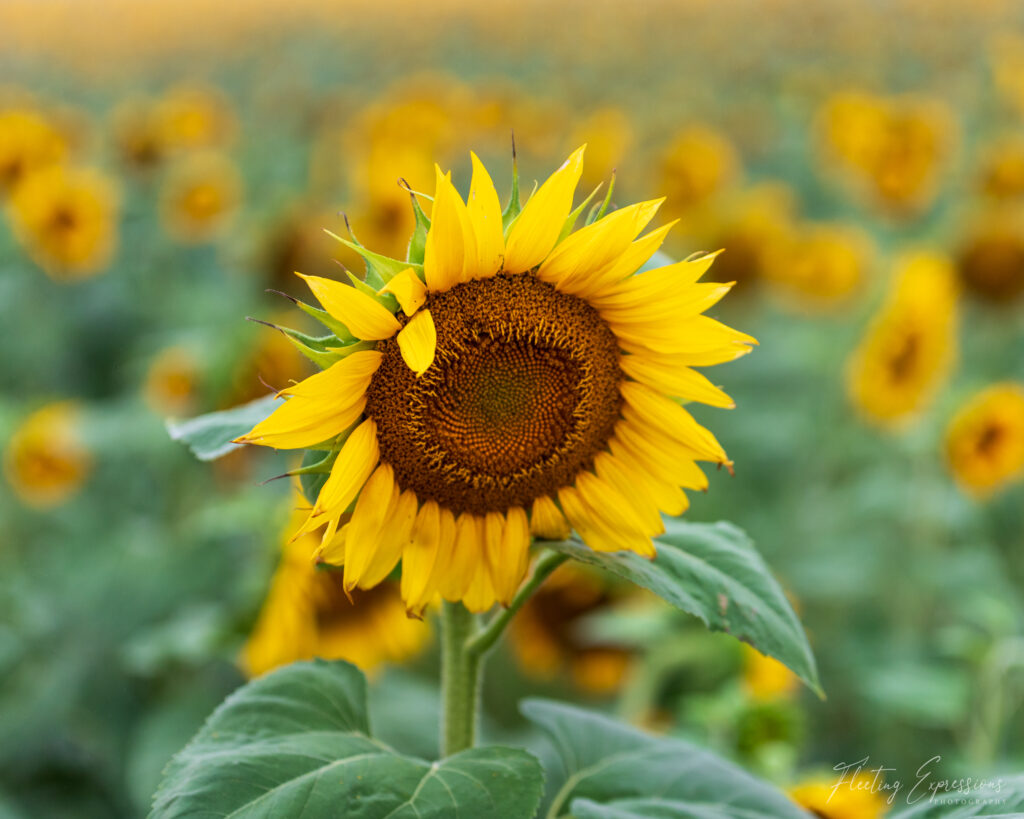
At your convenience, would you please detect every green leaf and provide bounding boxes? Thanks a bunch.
[166,394,279,461]
[889,774,1024,818]
[151,660,545,819]
[522,699,807,819]
[406,189,431,265]
[544,519,821,695]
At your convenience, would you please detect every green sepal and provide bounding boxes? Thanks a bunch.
[344,270,398,313]
[586,171,617,226]
[557,182,603,242]
[298,448,334,504]
[501,147,522,230]
[405,187,431,265]
[295,299,355,342]
[250,320,345,369]
[325,228,421,286]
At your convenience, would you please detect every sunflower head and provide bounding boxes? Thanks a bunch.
[144,345,202,417]
[0,108,67,193]
[956,207,1024,304]
[159,151,243,244]
[7,164,118,279]
[236,146,755,616]
[945,382,1024,498]
[846,251,958,428]
[4,401,92,508]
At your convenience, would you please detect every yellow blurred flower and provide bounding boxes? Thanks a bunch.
[977,136,1024,200]
[818,91,954,213]
[695,182,796,292]
[742,643,799,702]
[242,498,429,678]
[570,107,633,189]
[159,151,242,244]
[7,164,119,280]
[110,96,166,172]
[144,346,201,417]
[789,774,889,819]
[4,402,91,508]
[0,108,67,194]
[990,33,1024,116]
[154,83,237,154]
[945,383,1024,498]
[261,204,351,295]
[955,208,1024,304]
[658,125,739,213]
[847,252,958,428]
[763,222,871,312]
[508,563,636,696]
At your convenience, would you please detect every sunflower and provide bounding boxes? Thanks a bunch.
[569,107,633,190]
[159,151,242,244]
[763,222,871,312]
[945,383,1024,498]
[4,401,91,508]
[144,345,201,417]
[6,164,118,280]
[154,83,237,154]
[955,208,1024,304]
[977,136,1024,200]
[846,251,958,428]
[658,125,739,214]
[236,146,755,616]
[508,562,637,695]
[0,108,67,194]
[788,774,889,819]
[243,495,429,677]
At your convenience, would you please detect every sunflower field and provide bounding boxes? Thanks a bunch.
[2,1,1023,817]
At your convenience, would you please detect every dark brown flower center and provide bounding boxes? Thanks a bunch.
[365,272,623,515]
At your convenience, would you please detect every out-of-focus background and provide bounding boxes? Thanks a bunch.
[2,1,1023,816]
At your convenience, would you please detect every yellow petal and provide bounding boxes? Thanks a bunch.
[538,198,663,287]
[503,146,585,274]
[620,355,735,408]
[492,506,530,605]
[466,152,504,279]
[591,453,665,534]
[462,516,497,613]
[599,447,690,516]
[575,471,662,538]
[313,522,348,566]
[601,282,734,327]
[298,273,400,340]
[277,350,382,399]
[568,221,678,300]
[357,489,418,589]
[342,463,397,591]
[440,512,482,602]
[587,252,723,310]
[424,167,475,292]
[396,309,436,377]
[311,418,380,515]
[609,425,708,491]
[381,267,427,316]
[402,500,454,615]
[557,484,655,558]
[235,395,366,450]
[620,381,728,463]
[613,314,758,356]
[530,495,571,540]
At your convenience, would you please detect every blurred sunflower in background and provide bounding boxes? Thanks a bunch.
[658,125,739,216]
[237,146,755,616]
[509,563,638,695]
[846,251,958,428]
[144,345,202,417]
[4,401,92,508]
[945,383,1024,498]
[0,107,67,194]
[955,207,1024,305]
[6,164,119,279]
[243,494,429,677]
[159,150,242,244]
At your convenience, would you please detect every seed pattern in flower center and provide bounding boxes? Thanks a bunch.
[365,272,623,515]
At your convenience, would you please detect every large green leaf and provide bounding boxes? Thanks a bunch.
[151,660,544,819]
[890,774,1024,818]
[166,394,279,461]
[544,518,821,695]
[522,699,808,819]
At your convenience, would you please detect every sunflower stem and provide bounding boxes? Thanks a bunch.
[440,601,480,756]
[465,550,569,660]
